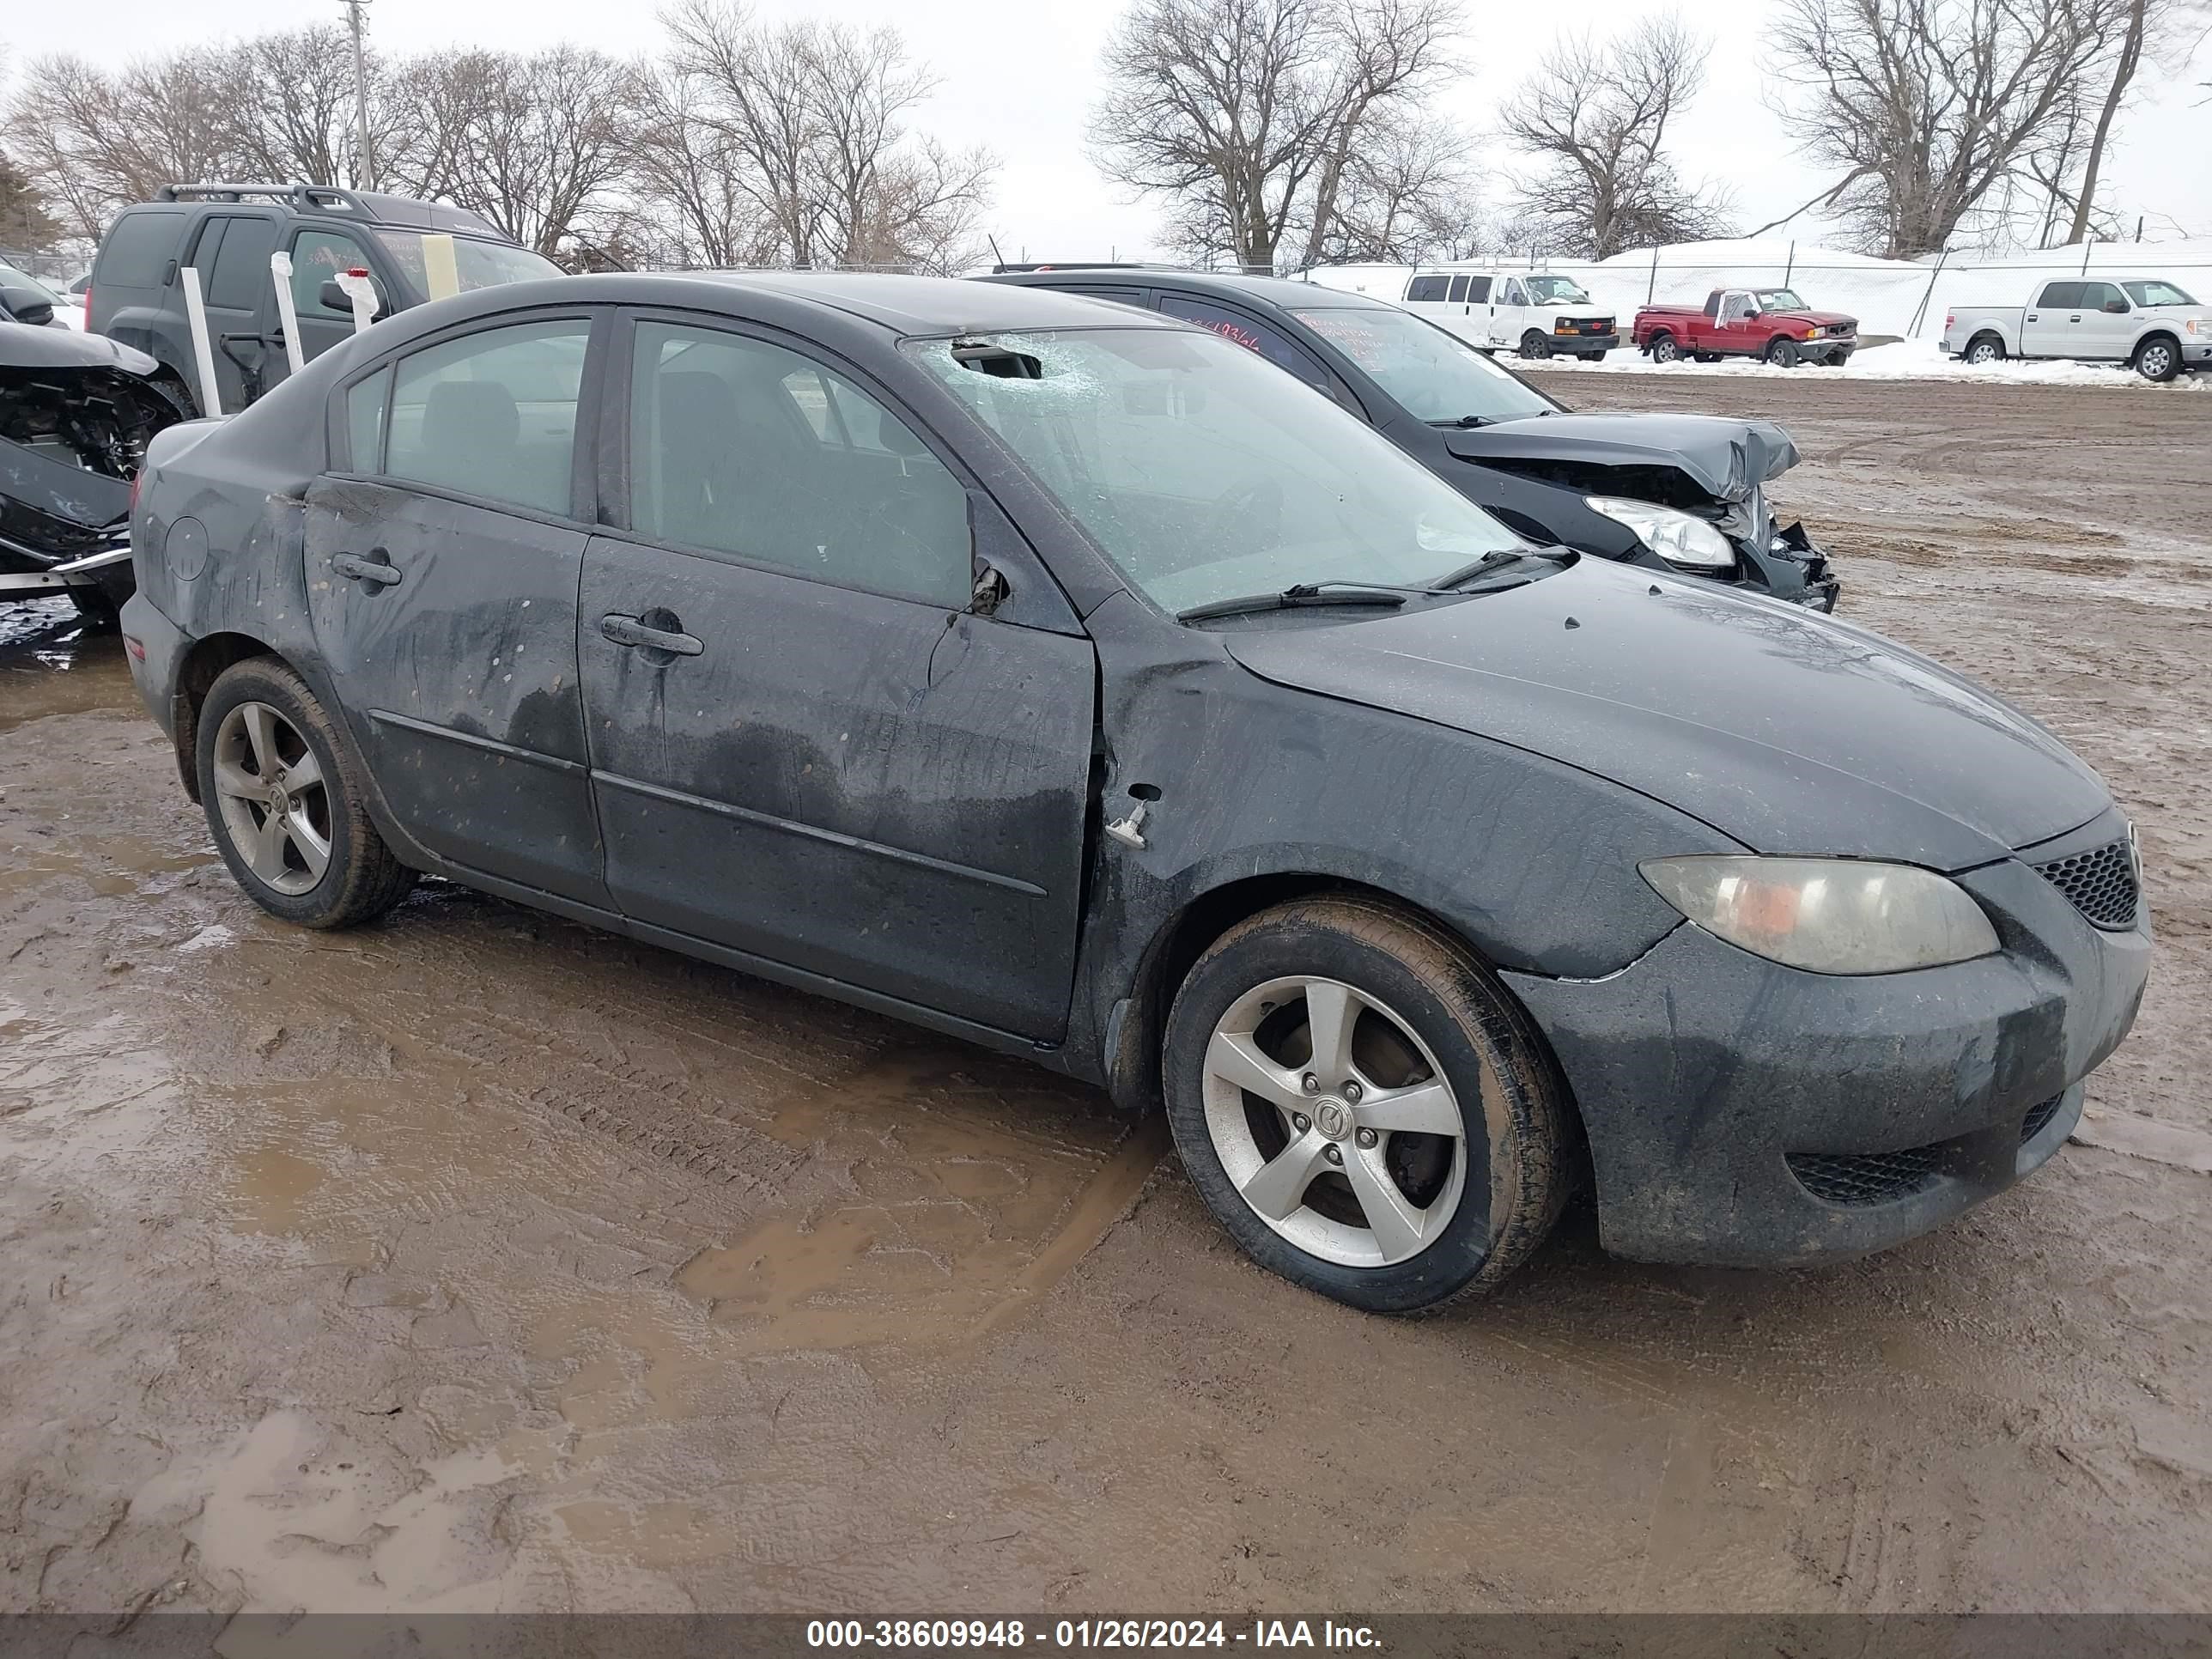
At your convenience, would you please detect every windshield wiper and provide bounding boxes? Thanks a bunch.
[1176,582,1419,623]
[1431,546,1578,590]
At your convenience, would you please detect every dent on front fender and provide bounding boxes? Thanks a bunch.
[1063,591,1740,1091]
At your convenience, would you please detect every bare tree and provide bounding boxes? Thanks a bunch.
[655,2,991,270]
[1499,15,1730,260]
[1310,113,1483,262]
[3,52,237,240]
[1765,0,2121,258]
[1089,0,1463,272]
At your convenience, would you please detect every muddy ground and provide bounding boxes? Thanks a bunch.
[3,374,2209,1619]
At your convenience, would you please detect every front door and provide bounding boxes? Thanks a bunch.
[1492,277,1529,347]
[578,316,1097,1040]
[304,312,609,905]
[2072,282,2135,361]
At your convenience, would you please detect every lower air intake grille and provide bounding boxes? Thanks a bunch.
[1787,1146,1943,1206]
[2020,1093,2066,1144]
[2033,837,2138,929]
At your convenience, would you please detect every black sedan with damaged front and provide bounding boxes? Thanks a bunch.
[3,324,191,614]
[985,269,1838,611]
[121,274,2143,1310]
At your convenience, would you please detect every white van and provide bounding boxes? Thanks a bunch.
[1398,269,1619,359]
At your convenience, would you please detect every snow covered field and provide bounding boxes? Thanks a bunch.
[1536,335,2211,388]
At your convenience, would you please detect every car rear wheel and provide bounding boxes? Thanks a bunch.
[197,657,416,929]
[1765,337,1801,367]
[2135,337,2180,382]
[1519,331,1553,360]
[1964,336,2004,366]
[1649,333,1680,364]
[1163,896,1570,1312]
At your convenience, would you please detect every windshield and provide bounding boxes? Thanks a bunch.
[371,230,562,301]
[1292,307,1559,425]
[1524,276,1591,305]
[2123,280,2197,307]
[908,327,1526,617]
[1753,289,1808,312]
[0,262,62,304]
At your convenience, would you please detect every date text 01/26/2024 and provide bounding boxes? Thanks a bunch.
[805,1620,1382,1650]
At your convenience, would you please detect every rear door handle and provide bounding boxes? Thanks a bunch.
[331,552,401,586]
[600,612,702,656]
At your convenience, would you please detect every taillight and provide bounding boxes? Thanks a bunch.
[1944,312,1954,330]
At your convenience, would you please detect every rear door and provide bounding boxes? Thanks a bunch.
[2023,282,2080,356]
[304,309,611,906]
[185,211,283,410]
[578,313,1097,1039]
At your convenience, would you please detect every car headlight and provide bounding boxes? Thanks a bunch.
[1639,856,2000,975]
[1583,496,1735,569]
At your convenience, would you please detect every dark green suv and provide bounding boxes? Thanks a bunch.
[87,184,562,415]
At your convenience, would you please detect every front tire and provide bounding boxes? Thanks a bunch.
[196,657,416,928]
[1163,896,1570,1313]
[2135,336,2180,382]
[1765,337,1801,367]
[1584,349,1609,362]
[1518,331,1553,360]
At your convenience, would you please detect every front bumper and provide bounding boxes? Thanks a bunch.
[1799,337,1855,362]
[2182,341,2211,367]
[1552,331,1620,355]
[1504,811,2150,1267]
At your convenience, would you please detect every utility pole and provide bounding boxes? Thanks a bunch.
[340,0,374,190]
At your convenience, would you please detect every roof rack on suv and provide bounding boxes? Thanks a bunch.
[155,183,371,213]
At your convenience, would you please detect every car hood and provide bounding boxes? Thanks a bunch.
[1770,309,1856,328]
[1221,557,2109,869]
[0,324,162,377]
[1446,412,1799,502]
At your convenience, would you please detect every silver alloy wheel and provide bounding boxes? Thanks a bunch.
[210,700,333,896]
[1651,336,1679,363]
[1200,975,1468,1268]
[1966,339,2002,365]
[2139,342,2174,380]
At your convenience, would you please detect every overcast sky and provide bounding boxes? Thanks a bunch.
[6,0,2209,260]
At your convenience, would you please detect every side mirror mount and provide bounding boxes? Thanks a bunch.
[319,277,385,318]
[0,285,56,327]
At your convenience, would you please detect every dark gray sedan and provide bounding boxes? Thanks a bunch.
[119,275,2148,1310]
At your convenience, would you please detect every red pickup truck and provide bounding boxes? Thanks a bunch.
[1631,288,1859,367]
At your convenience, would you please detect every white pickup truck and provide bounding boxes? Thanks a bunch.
[1942,276,2212,380]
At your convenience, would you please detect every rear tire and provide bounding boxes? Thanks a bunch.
[1163,896,1570,1313]
[196,657,416,929]
[1649,332,1681,364]
[1963,335,2004,366]
[2134,336,2180,382]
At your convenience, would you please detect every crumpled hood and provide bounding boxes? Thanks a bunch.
[1222,557,2110,870]
[0,325,162,378]
[1771,309,1856,329]
[1446,412,1799,502]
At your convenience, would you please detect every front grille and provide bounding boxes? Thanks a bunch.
[2020,1093,2066,1144]
[1786,1146,1943,1206]
[2032,836,2139,929]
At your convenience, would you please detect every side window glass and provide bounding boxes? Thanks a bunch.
[2037,282,2080,309]
[1158,296,1333,395]
[1446,275,1469,303]
[1467,276,1492,303]
[629,321,970,609]
[1504,281,1528,307]
[1405,276,1447,302]
[206,218,280,310]
[345,368,391,471]
[2081,282,2124,311]
[294,230,373,316]
[384,319,589,515]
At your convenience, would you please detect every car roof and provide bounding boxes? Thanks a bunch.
[984,267,1397,315]
[675,270,1180,334]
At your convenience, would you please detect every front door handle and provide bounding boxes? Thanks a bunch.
[600,612,702,657]
[331,551,401,586]
[2069,313,2081,322]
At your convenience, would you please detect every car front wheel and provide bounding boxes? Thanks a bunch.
[2135,337,2180,382]
[1765,337,1801,367]
[197,657,416,928]
[1519,331,1553,360]
[1163,896,1570,1312]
